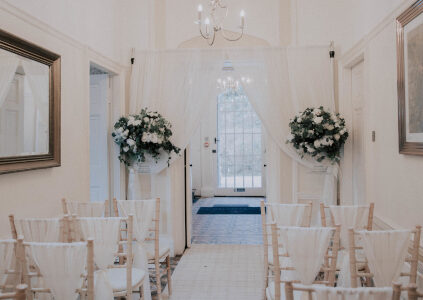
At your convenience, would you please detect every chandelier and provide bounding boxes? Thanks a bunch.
[217,60,251,96]
[196,0,245,46]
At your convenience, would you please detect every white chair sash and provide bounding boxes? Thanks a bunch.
[117,200,155,300]
[78,217,121,270]
[313,285,394,300]
[29,242,87,300]
[18,218,61,242]
[117,200,156,242]
[358,230,411,287]
[0,239,15,287]
[267,203,311,227]
[329,205,369,246]
[278,226,334,285]
[68,202,105,217]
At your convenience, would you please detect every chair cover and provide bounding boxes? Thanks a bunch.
[29,242,87,300]
[78,217,121,270]
[0,239,16,288]
[94,269,114,300]
[358,230,411,287]
[17,218,62,242]
[267,203,311,227]
[313,285,394,300]
[117,200,155,300]
[278,226,334,285]
[67,202,105,217]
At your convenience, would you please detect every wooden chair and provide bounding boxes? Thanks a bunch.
[320,202,374,230]
[71,215,146,299]
[0,240,21,294]
[260,200,312,295]
[62,198,110,217]
[348,226,421,288]
[284,281,402,300]
[268,223,340,300]
[17,237,94,300]
[408,284,423,300]
[0,284,28,300]
[113,197,172,300]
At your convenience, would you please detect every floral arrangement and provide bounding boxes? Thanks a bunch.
[112,108,180,166]
[287,106,348,163]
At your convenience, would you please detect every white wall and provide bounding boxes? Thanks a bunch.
[339,0,423,230]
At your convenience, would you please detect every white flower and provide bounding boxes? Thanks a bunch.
[314,116,323,124]
[122,129,129,137]
[123,146,129,152]
[126,139,136,147]
[314,140,321,148]
[143,117,149,123]
[159,127,165,133]
[287,134,294,141]
[334,134,340,141]
[116,127,123,134]
[324,124,334,130]
[340,128,346,135]
[132,146,137,153]
[313,108,321,116]
[306,145,314,153]
[127,116,135,126]
[142,132,150,143]
[133,120,142,126]
[308,130,314,135]
[297,117,302,123]
[151,134,158,144]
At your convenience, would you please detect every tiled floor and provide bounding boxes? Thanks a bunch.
[191,197,264,244]
[165,244,264,300]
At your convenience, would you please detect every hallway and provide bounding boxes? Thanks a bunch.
[167,244,264,300]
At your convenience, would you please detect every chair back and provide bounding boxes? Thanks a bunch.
[0,284,28,300]
[0,240,20,294]
[9,215,67,242]
[284,281,401,300]
[62,198,110,217]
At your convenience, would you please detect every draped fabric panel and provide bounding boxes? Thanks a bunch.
[78,217,121,270]
[0,50,20,109]
[313,285,394,300]
[129,46,337,205]
[68,202,105,217]
[267,203,311,227]
[29,242,87,300]
[358,230,411,287]
[17,218,62,242]
[278,226,334,285]
[0,240,16,287]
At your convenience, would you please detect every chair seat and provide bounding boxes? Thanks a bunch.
[266,282,322,300]
[99,268,146,292]
[145,237,171,260]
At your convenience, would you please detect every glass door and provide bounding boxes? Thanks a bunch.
[215,90,265,196]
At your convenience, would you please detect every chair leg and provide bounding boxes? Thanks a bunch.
[166,255,172,295]
[139,284,143,300]
[155,258,161,300]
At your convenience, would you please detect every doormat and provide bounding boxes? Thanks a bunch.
[197,206,260,214]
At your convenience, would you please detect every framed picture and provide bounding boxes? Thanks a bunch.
[397,0,423,155]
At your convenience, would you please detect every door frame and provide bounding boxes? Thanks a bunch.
[86,48,126,206]
[339,48,368,205]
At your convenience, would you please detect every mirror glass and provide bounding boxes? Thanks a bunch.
[0,48,49,157]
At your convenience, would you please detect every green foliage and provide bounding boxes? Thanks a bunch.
[286,106,348,163]
[112,108,181,166]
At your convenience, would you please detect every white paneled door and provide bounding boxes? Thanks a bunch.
[351,61,366,205]
[89,73,110,203]
[215,91,265,196]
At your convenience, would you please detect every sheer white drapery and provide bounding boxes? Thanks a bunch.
[68,202,105,217]
[313,285,394,300]
[17,218,62,242]
[129,46,337,204]
[358,230,411,287]
[0,239,15,287]
[29,242,87,300]
[78,217,121,270]
[0,51,19,109]
[267,203,311,227]
[117,200,154,300]
[278,226,334,285]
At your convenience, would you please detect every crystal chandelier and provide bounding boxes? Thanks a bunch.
[196,0,245,46]
[217,60,251,96]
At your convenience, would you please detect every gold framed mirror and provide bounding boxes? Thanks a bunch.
[0,29,61,174]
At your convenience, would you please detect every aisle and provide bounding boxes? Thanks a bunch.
[166,244,264,300]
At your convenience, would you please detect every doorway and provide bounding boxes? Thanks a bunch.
[89,64,112,203]
[215,90,265,196]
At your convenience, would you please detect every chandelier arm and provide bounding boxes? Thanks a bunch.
[199,25,210,39]
[207,29,216,46]
[220,27,244,42]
